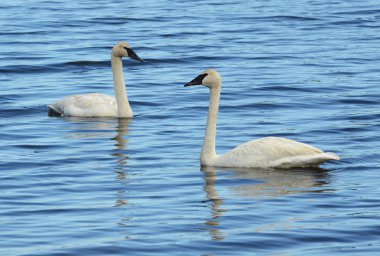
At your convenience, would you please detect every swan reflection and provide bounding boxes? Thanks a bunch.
[63,117,131,154]
[61,117,132,207]
[202,166,331,198]
[63,117,119,139]
[201,166,332,240]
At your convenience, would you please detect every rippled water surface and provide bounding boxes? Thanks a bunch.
[1,0,380,255]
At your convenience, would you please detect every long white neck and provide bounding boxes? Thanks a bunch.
[201,84,221,165]
[111,54,133,118]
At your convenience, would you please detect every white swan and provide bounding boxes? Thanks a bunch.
[184,69,340,168]
[48,42,143,118]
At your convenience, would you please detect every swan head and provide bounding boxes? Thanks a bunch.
[184,69,221,89]
[112,42,144,62]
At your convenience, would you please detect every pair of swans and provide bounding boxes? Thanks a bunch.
[49,41,340,168]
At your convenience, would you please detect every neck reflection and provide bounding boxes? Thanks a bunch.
[201,166,226,241]
[112,118,132,208]
[112,118,132,172]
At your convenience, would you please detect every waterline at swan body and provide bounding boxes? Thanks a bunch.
[184,69,340,169]
[48,42,143,118]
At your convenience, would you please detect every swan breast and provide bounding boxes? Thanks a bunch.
[49,93,118,117]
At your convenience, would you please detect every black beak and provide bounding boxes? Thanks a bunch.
[184,73,208,87]
[126,48,144,62]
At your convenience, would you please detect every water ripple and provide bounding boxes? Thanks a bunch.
[1,0,379,255]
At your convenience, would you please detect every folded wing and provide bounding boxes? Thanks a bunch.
[48,93,117,117]
[216,137,339,168]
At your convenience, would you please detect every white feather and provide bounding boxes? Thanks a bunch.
[213,137,340,168]
[48,93,117,117]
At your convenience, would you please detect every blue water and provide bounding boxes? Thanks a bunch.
[1,0,380,255]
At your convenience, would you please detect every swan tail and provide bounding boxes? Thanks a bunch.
[48,105,64,116]
[324,152,340,161]
[271,152,340,169]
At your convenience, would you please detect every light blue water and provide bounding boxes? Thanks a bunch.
[1,0,380,255]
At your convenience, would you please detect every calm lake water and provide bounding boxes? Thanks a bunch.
[1,0,380,255]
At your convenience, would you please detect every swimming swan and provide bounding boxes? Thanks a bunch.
[48,42,143,118]
[184,69,340,168]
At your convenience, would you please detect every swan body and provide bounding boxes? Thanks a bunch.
[48,93,118,117]
[184,69,340,169]
[208,137,339,168]
[48,42,143,118]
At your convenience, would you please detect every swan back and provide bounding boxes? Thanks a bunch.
[213,137,340,168]
[50,93,118,117]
